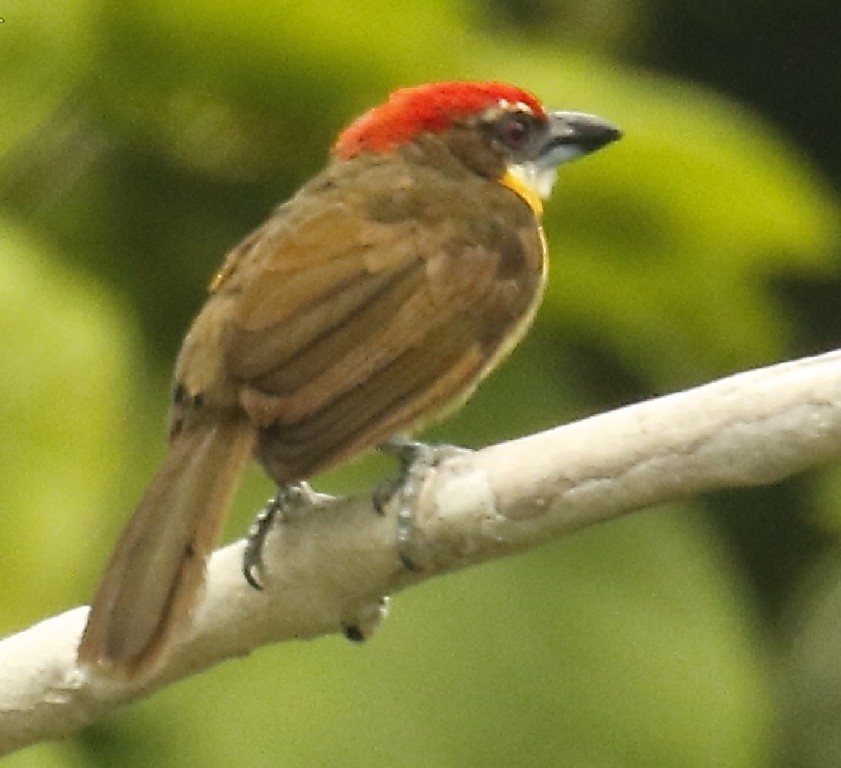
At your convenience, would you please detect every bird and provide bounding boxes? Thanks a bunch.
[77,81,621,680]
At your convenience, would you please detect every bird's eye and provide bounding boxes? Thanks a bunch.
[496,113,534,150]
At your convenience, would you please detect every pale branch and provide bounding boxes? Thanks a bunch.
[3,349,841,754]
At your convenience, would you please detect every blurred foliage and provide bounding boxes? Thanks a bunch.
[2,0,841,766]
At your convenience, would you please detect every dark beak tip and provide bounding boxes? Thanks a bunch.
[578,120,623,149]
[595,124,623,148]
[549,111,622,148]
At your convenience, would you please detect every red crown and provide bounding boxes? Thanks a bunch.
[333,81,545,159]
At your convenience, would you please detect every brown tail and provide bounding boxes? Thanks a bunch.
[78,418,255,679]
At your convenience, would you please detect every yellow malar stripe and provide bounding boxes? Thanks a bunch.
[500,169,543,216]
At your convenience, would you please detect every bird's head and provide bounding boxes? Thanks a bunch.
[333,81,621,215]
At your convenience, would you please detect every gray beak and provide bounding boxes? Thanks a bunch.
[540,111,622,166]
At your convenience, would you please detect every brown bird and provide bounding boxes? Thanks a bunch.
[77,81,620,679]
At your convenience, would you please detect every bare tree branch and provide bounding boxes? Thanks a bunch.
[2,349,841,755]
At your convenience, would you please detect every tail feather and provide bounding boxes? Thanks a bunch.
[78,419,255,679]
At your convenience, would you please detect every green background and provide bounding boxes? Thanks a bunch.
[3,0,841,765]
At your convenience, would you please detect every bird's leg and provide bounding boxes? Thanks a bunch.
[243,482,316,590]
[374,437,473,568]
[242,483,387,644]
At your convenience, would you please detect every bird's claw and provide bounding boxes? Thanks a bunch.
[374,438,473,569]
[242,482,315,590]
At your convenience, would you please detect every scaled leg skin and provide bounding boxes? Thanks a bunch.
[375,438,473,568]
[243,482,315,590]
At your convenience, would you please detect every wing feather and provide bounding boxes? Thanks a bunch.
[217,194,541,482]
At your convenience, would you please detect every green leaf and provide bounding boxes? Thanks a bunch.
[542,60,839,384]
[0,220,140,624]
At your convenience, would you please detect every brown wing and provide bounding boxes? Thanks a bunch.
[220,194,542,482]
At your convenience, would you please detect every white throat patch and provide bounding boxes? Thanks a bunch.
[507,162,559,201]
